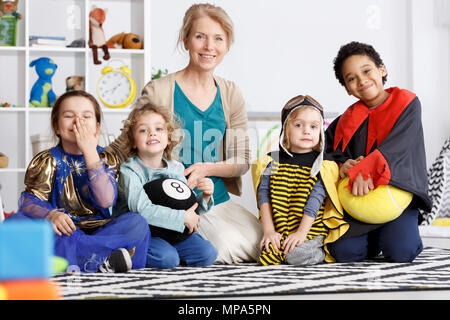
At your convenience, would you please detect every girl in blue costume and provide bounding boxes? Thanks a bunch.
[5,91,150,273]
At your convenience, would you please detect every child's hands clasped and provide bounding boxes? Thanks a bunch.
[340,156,374,196]
[283,231,306,254]
[339,155,364,178]
[46,208,76,236]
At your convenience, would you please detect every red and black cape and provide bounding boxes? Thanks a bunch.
[325,87,432,236]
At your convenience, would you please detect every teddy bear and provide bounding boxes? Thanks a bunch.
[106,32,142,49]
[29,57,57,108]
[0,0,22,19]
[66,76,85,92]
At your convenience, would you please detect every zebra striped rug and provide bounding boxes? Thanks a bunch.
[52,247,450,300]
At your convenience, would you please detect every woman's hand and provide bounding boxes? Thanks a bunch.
[196,177,214,203]
[184,162,212,189]
[46,208,76,236]
[260,231,282,254]
[339,156,364,178]
[184,203,199,234]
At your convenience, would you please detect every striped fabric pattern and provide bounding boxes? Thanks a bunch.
[420,137,450,224]
[259,161,327,265]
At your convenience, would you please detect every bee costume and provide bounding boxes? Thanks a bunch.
[252,95,349,264]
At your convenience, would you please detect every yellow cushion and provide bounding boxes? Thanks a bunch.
[338,177,413,224]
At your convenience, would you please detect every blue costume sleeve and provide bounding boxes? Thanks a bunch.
[86,159,118,210]
[303,179,326,219]
[257,162,273,207]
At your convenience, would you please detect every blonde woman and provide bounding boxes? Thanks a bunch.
[109,3,262,264]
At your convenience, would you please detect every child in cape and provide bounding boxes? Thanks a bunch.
[113,96,217,268]
[325,41,432,262]
[252,95,334,266]
[5,90,150,273]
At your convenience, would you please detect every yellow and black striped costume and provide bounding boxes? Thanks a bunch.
[257,153,328,266]
[253,153,351,264]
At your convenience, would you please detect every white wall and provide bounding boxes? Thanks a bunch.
[150,0,450,214]
[1,0,448,214]
[150,0,449,165]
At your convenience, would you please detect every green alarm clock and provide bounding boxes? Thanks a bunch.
[96,61,136,108]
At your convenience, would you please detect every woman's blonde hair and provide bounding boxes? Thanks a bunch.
[121,96,182,160]
[177,3,234,48]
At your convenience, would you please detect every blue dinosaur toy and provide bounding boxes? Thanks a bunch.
[29,57,57,108]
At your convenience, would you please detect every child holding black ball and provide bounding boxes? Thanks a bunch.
[113,96,217,268]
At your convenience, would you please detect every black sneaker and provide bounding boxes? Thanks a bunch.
[98,248,132,273]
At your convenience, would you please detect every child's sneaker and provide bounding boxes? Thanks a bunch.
[98,248,132,273]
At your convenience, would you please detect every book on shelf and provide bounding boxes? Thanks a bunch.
[29,36,66,46]
[29,35,66,40]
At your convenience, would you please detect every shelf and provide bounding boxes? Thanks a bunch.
[0,168,26,173]
[29,47,86,53]
[0,108,27,112]
[0,0,150,213]
[0,46,26,52]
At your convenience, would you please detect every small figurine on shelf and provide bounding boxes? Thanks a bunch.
[29,57,57,108]
[0,0,22,19]
[0,97,11,107]
[0,152,8,168]
[89,6,110,65]
[66,76,85,92]
[0,0,22,46]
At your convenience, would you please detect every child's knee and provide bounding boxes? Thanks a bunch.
[383,240,423,262]
[329,236,368,263]
[122,213,149,237]
[147,249,180,269]
[198,243,218,266]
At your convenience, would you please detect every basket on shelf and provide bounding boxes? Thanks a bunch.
[0,15,18,46]
[30,134,56,157]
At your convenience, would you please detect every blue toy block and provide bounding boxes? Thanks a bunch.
[0,220,54,280]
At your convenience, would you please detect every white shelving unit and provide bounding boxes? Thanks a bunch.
[0,0,151,213]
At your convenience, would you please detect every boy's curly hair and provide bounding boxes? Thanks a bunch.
[333,41,387,87]
[121,96,182,160]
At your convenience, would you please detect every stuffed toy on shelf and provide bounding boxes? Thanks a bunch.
[0,0,22,19]
[88,6,110,65]
[106,32,142,49]
[0,152,8,168]
[65,76,85,92]
[29,57,57,108]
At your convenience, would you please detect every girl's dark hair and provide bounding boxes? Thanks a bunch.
[51,90,102,140]
[333,41,387,86]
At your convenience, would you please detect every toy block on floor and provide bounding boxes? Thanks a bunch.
[0,284,6,300]
[1,279,61,300]
[0,220,54,280]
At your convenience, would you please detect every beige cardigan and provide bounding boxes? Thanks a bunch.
[107,72,250,196]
